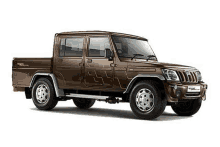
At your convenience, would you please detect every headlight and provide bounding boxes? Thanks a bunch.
[195,71,202,81]
[162,69,180,81]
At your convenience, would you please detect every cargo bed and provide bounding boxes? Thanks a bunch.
[12,58,52,90]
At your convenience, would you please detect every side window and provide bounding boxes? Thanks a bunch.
[60,37,84,57]
[88,37,111,57]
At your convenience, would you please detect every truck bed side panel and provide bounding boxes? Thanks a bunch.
[12,58,52,88]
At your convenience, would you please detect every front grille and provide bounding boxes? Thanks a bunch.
[177,71,198,83]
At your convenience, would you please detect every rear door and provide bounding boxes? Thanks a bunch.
[54,35,86,89]
[84,35,114,88]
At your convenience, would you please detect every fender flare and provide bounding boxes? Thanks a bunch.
[123,74,165,94]
[29,73,64,97]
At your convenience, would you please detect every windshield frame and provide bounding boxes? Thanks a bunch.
[111,35,157,62]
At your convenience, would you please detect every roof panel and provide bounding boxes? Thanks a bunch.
[56,31,147,41]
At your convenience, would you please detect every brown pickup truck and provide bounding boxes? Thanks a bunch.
[12,31,207,120]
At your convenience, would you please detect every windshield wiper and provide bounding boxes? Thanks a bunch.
[131,54,156,61]
[146,55,156,61]
[131,54,144,60]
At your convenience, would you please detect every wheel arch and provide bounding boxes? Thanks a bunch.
[123,74,166,99]
[29,73,64,97]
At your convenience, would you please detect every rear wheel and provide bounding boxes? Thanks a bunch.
[130,80,167,120]
[32,78,58,110]
[171,98,202,116]
[73,98,95,109]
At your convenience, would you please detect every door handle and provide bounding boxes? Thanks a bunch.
[110,63,117,67]
[87,59,92,63]
[79,62,84,66]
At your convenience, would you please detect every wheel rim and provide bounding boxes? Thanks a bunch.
[135,88,154,112]
[36,84,50,104]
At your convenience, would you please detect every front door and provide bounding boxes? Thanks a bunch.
[84,36,114,88]
[54,36,86,89]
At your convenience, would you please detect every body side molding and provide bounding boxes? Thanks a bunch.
[29,73,64,97]
[123,74,165,94]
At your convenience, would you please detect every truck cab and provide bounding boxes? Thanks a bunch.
[12,31,207,120]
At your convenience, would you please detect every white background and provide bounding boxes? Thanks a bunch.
[1,0,219,147]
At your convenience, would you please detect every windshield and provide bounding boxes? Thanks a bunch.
[112,36,156,60]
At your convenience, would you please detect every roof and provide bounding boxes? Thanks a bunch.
[56,30,148,41]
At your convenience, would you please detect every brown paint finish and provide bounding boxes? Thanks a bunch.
[53,35,87,88]
[84,35,114,88]
[55,57,83,88]
[12,31,207,103]
[84,57,113,88]
[12,58,52,87]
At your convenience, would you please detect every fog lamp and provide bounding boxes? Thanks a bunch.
[176,90,181,98]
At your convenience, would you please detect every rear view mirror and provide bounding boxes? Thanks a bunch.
[105,48,113,61]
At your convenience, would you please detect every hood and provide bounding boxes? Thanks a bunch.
[127,60,198,71]
[147,61,195,70]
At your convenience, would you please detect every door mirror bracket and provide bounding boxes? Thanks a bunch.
[105,48,113,61]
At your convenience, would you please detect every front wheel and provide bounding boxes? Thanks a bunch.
[171,98,202,116]
[130,80,167,120]
[73,98,95,109]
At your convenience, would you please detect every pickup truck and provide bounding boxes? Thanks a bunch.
[12,31,207,120]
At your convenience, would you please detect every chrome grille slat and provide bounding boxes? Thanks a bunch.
[188,73,192,82]
[179,71,198,83]
[193,72,198,82]
[177,71,183,82]
[183,72,188,82]
[181,72,186,82]
[191,72,196,82]
[187,72,192,82]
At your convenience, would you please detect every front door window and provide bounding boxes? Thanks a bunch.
[88,37,111,57]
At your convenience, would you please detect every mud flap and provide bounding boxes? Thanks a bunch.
[25,87,32,99]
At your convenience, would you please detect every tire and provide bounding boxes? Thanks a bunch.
[130,80,167,120]
[73,98,95,109]
[171,98,202,116]
[32,77,58,110]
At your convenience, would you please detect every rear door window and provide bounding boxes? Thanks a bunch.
[60,37,84,57]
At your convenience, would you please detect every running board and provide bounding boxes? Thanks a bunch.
[65,93,126,104]
[66,93,108,100]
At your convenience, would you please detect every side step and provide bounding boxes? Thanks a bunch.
[65,93,125,104]
[66,93,108,99]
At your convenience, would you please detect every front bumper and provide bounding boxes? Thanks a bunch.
[165,82,207,102]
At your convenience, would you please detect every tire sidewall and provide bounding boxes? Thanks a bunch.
[73,98,95,109]
[130,81,166,119]
[32,78,56,109]
[172,98,202,116]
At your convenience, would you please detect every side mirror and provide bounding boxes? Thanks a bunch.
[105,48,113,61]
